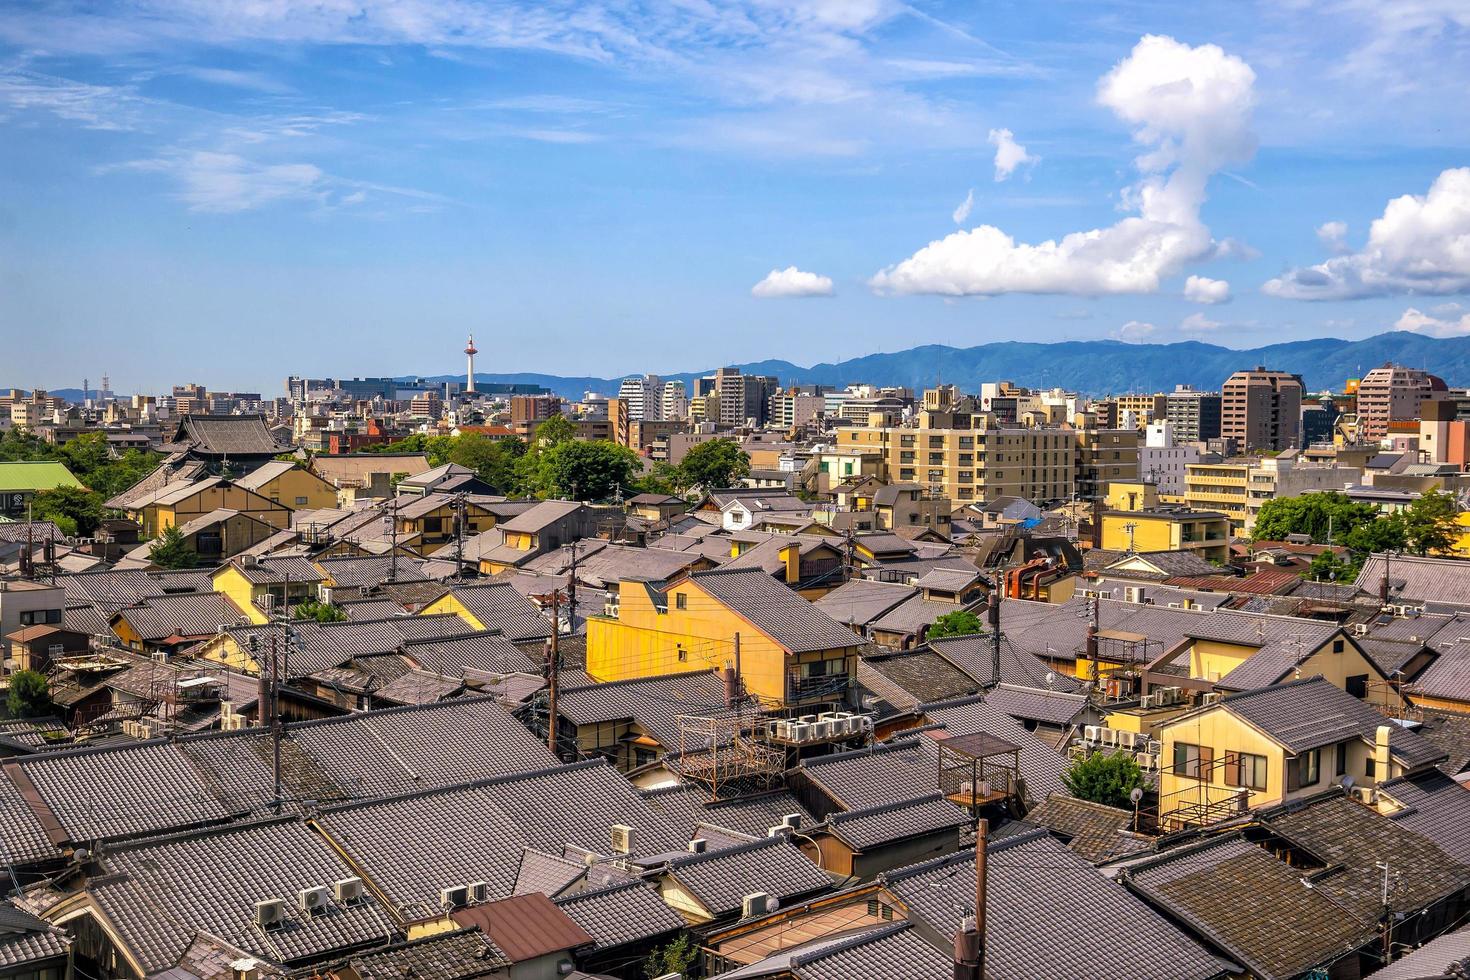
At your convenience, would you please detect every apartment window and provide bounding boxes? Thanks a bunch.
[929,453,945,465]
[677,644,688,662]
[295,495,309,505]
[1288,749,1321,791]
[1223,751,1267,791]
[20,610,63,626]
[958,471,973,483]
[1336,740,1350,776]
[900,451,915,464]
[1172,742,1213,779]
[929,436,944,449]
[675,593,687,610]
[958,436,974,449]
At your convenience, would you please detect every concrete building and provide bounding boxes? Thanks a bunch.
[1165,385,1222,442]
[1139,422,1198,496]
[1074,428,1140,502]
[0,579,66,668]
[1355,363,1446,441]
[1221,367,1304,452]
[1114,393,1167,427]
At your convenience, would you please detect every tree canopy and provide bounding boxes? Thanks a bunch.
[147,524,195,569]
[6,670,51,719]
[31,485,105,536]
[1062,750,1146,810]
[678,438,751,491]
[929,610,984,639]
[1251,492,1378,545]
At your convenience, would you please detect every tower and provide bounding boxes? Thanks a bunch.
[464,335,478,394]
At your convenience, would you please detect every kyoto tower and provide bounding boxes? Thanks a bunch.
[464,334,479,394]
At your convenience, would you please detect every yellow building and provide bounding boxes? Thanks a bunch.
[1099,481,1231,562]
[211,555,326,625]
[836,409,1075,505]
[236,459,340,511]
[1156,676,1437,829]
[1183,461,1252,532]
[123,477,291,539]
[418,582,555,643]
[394,492,500,556]
[586,567,862,708]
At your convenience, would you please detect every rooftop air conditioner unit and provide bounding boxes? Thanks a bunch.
[1352,623,1369,637]
[359,585,372,597]
[789,723,811,742]
[242,555,259,567]
[768,825,791,838]
[799,715,816,724]
[297,886,331,916]
[609,824,635,855]
[333,878,363,905]
[466,881,488,904]
[741,892,772,919]
[1202,692,1221,706]
[1136,752,1154,770]
[782,814,802,830]
[254,898,286,929]
[687,839,708,854]
[440,885,470,909]
[1139,695,1154,709]
[218,624,231,635]
[809,721,831,739]
[1084,725,1101,744]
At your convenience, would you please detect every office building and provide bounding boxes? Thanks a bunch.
[1221,367,1304,452]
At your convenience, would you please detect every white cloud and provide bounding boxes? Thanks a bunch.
[1264,168,1470,300]
[952,188,974,225]
[1316,220,1349,253]
[1395,306,1470,337]
[1183,275,1231,304]
[1113,320,1157,342]
[751,266,835,298]
[118,151,326,212]
[1179,311,1221,332]
[870,35,1256,297]
[987,128,1036,181]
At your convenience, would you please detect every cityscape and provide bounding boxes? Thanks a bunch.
[5,2,1470,980]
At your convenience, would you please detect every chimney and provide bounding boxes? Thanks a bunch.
[1375,725,1392,780]
[722,665,741,709]
[780,543,800,585]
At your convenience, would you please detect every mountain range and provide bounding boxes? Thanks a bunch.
[429,331,1466,400]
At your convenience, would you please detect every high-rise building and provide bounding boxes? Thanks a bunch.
[1165,385,1222,443]
[1114,393,1167,428]
[1221,366,1304,452]
[1074,427,1140,501]
[1354,363,1446,441]
[711,367,777,427]
[1138,422,1198,495]
[510,394,560,436]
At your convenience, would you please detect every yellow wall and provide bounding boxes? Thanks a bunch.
[419,592,482,630]
[1099,512,1230,561]
[1160,707,1286,825]
[585,579,856,705]
[211,566,274,626]
[256,467,339,511]
[1188,639,1256,684]
[194,633,262,673]
[133,483,291,537]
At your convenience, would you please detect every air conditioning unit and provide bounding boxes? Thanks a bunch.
[767,825,791,838]
[318,586,333,604]
[466,881,488,904]
[1139,695,1154,709]
[1202,692,1221,706]
[359,585,372,597]
[333,878,363,905]
[687,838,708,854]
[297,886,331,916]
[1352,623,1369,637]
[241,555,259,567]
[254,898,286,928]
[789,723,811,742]
[782,813,802,830]
[775,721,794,740]
[741,892,772,919]
[1117,731,1137,750]
[1125,586,1145,604]
[609,824,635,855]
[809,721,831,739]
[1084,725,1101,744]
[1136,752,1153,770]
[440,885,469,909]
[798,715,817,724]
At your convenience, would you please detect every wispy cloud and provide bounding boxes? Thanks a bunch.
[751,266,835,298]
[0,68,141,130]
[111,151,327,213]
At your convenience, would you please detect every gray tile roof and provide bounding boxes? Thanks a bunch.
[317,555,429,587]
[885,830,1230,980]
[513,848,588,898]
[690,568,859,654]
[227,554,326,585]
[1408,642,1470,704]
[789,923,951,980]
[858,650,980,706]
[1124,834,1365,980]
[500,499,586,533]
[1212,676,1443,767]
[327,929,511,979]
[372,669,465,705]
[642,784,815,841]
[557,671,728,749]
[439,582,553,641]
[174,414,280,456]
[314,760,687,911]
[927,633,1082,691]
[1024,794,1150,863]
[661,837,832,917]
[94,817,396,975]
[0,903,69,968]
[554,881,684,951]
[824,793,968,851]
[1368,924,1470,980]
[400,631,541,676]
[0,763,70,866]
[917,696,1073,803]
[1357,553,1470,607]
[1383,769,1470,862]
[982,684,1089,727]
[869,594,969,637]
[112,591,248,641]
[811,579,915,627]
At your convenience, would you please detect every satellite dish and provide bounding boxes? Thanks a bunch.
[1129,787,1144,805]
[1340,774,1356,791]
[1045,671,1056,685]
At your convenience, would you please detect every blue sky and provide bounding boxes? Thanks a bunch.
[3,1,1469,393]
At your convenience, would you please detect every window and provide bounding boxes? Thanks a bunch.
[295,495,309,505]
[1288,748,1320,791]
[1346,674,1368,699]
[1172,742,1212,779]
[1224,751,1267,791]
[675,593,687,610]
[1332,638,1345,654]
[1336,740,1350,776]
[676,645,688,662]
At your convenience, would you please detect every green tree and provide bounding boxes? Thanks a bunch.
[6,670,51,719]
[1062,749,1146,810]
[532,414,576,448]
[293,598,348,623]
[531,440,641,500]
[1306,549,1358,582]
[147,525,195,569]
[448,433,523,493]
[678,438,751,490]
[30,485,104,536]
[1340,514,1408,557]
[1401,489,1460,556]
[928,609,984,639]
[632,461,683,497]
[643,933,697,980]
[1251,492,1378,544]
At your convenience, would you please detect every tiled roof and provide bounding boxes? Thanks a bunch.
[662,837,832,917]
[1408,642,1470,704]
[1357,553,1470,607]
[227,554,325,584]
[824,793,968,850]
[555,881,684,951]
[234,459,298,490]
[886,830,1229,980]
[328,929,511,979]
[400,632,541,676]
[1125,835,1374,980]
[774,923,950,980]
[438,583,553,641]
[449,893,594,962]
[1369,924,1470,980]
[111,591,246,641]
[869,594,968,636]
[913,567,982,593]
[0,904,69,969]
[1024,794,1150,863]
[811,579,915,627]
[690,569,859,653]
[513,848,587,897]
[1212,677,1443,767]
[174,414,280,456]
[372,669,465,705]
[314,760,687,910]
[918,696,1073,802]
[94,817,396,975]
[982,684,1089,727]
[318,555,429,587]
[642,784,815,841]
[557,671,727,748]
[224,613,474,678]
[501,499,586,533]
[0,769,58,866]
[309,453,433,486]
[1417,708,1470,776]
[927,633,1082,691]
[858,650,979,706]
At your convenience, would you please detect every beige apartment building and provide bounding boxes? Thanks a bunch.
[836,409,1075,504]
[1221,367,1304,452]
[1075,428,1140,501]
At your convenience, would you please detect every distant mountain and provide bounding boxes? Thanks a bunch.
[428,331,1470,399]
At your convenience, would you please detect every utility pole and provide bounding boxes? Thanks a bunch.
[386,497,400,583]
[987,587,1002,689]
[843,525,855,584]
[1377,860,1393,960]
[975,818,988,980]
[565,541,579,628]
[453,493,467,583]
[546,589,560,758]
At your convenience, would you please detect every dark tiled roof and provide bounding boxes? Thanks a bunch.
[788,923,950,980]
[1125,835,1366,980]
[440,583,553,641]
[662,837,832,917]
[824,793,968,850]
[401,631,541,676]
[870,594,969,636]
[318,555,429,588]
[94,817,396,975]
[0,902,68,969]
[1408,643,1470,704]
[642,785,815,841]
[557,671,727,748]
[329,929,510,979]
[1357,553,1470,607]
[927,634,1081,691]
[982,684,1089,727]
[174,414,280,456]
[690,569,858,653]
[1214,677,1443,767]
[811,579,915,627]
[227,555,325,585]
[513,848,587,898]
[859,649,979,706]
[1024,794,1149,863]
[554,881,684,951]
[112,592,246,641]
[1369,924,1470,980]
[918,696,1073,802]
[372,669,465,705]
[886,830,1229,980]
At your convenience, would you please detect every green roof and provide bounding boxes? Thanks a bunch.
[0,461,85,492]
